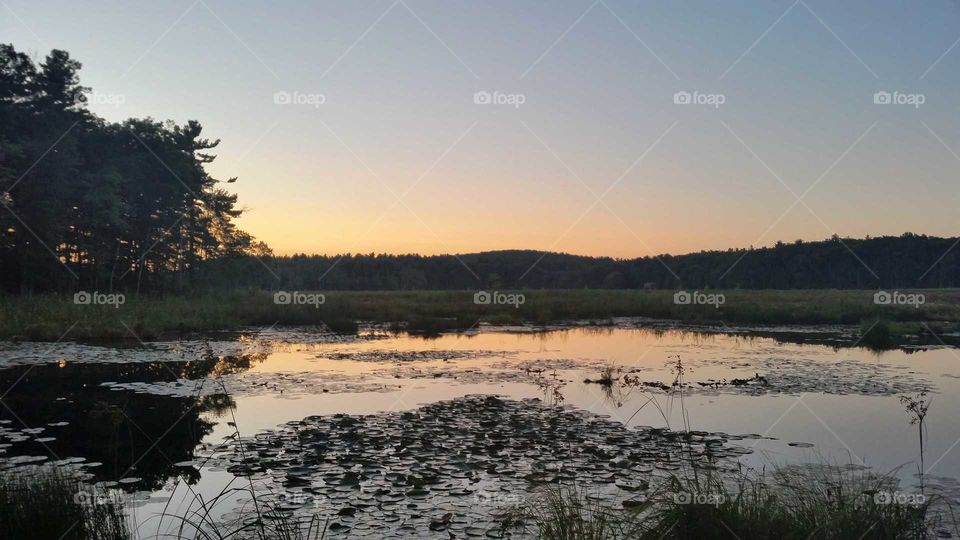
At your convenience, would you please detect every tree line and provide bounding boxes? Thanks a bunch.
[0,44,267,294]
[192,233,960,292]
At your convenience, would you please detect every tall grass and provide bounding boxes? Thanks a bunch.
[511,487,629,540]
[0,468,130,540]
[2,289,959,341]
[0,466,325,540]
[157,485,327,540]
[516,462,945,540]
[647,465,932,540]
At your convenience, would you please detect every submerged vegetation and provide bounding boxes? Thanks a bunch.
[1,288,959,341]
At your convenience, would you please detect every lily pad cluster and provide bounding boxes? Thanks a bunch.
[706,357,931,396]
[99,372,398,399]
[0,420,76,469]
[317,349,511,363]
[200,396,751,537]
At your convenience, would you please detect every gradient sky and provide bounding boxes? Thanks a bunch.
[3,0,960,257]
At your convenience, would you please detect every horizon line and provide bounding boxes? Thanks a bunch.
[268,231,941,259]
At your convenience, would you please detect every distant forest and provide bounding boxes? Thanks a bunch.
[195,233,958,292]
[1,45,957,294]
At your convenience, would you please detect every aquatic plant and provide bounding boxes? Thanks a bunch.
[523,462,938,539]
[621,355,691,432]
[506,486,628,540]
[861,317,896,350]
[0,468,130,540]
[193,395,747,536]
[900,392,931,490]
[159,487,328,540]
[153,373,328,540]
[583,364,619,386]
[668,355,692,432]
[643,463,932,539]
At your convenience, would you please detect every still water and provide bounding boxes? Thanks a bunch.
[1,323,957,537]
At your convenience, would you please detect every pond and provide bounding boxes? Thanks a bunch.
[1,321,957,537]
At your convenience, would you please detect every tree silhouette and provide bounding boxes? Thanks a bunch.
[0,44,266,294]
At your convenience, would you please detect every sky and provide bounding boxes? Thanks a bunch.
[3,0,960,258]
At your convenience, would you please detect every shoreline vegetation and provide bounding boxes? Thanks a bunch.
[512,465,948,540]
[0,468,130,540]
[3,459,948,540]
[1,289,958,344]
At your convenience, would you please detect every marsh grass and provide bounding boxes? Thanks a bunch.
[2,289,959,341]
[649,464,932,540]
[519,462,942,540]
[861,318,896,350]
[157,485,328,540]
[584,364,619,386]
[0,468,130,540]
[507,486,631,540]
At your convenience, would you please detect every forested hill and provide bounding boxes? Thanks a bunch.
[195,233,960,291]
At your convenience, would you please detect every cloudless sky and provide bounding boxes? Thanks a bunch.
[3,0,960,257]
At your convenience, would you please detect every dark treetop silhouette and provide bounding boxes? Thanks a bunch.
[0,44,267,295]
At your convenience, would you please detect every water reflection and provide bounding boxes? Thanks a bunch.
[0,354,262,491]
